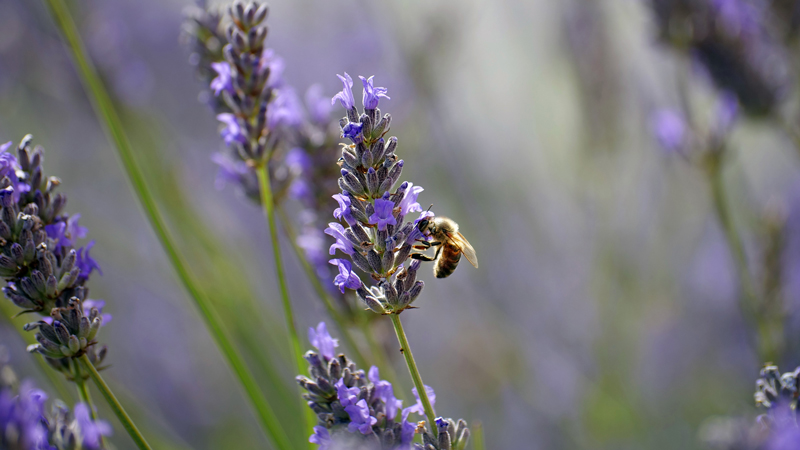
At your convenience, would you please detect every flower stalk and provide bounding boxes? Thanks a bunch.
[79,354,152,450]
[390,313,438,438]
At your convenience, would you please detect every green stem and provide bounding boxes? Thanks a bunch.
[72,360,96,418]
[255,164,305,375]
[389,314,437,437]
[707,160,775,361]
[471,421,485,450]
[42,2,294,449]
[254,164,314,445]
[79,355,151,450]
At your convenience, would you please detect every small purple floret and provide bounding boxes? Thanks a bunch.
[333,192,356,226]
[403,385,435,417]
[369,195,397,231]
[398,182,424,217]
[345,399,377,435]
[308,322,339,361]
[330,259,362,293]
[359,75,390,109]
[76,241,102,281]
[217,113,247,145]
[74,402,113,450]
[651,109,686,152]
[210,62,234,96]
[309,426,332,449]
[331,73,355,110]
[325,222,355,256]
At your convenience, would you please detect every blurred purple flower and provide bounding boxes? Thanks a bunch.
[330,259,361,293]
[210,62,234,96]
[259,49,285,88]
[76,241,102,281]
[651,109,687,152]
[305,84,332,125]
[74,403,112,449]
[309,322,339,361]
[368,366,402,420]
[359,75,389,109]
[331,73,355,110]
[83,299,112,326]
[0,381,49,449]
[369,195,397,231]
[267,87,304,130]
[713,92,740,136]
[398,182,424,217]
[0,141,11,153]
[309,426,332,449]
[0,147,29,202]
[403,385,435,416]
[217,113,246,145]
[333,192,356,226]
[211,152,249,190]
[325,222,355,256]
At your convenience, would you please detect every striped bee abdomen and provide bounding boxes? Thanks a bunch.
[434,244,462,278]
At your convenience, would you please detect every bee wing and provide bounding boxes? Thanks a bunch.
[451,232,478,268]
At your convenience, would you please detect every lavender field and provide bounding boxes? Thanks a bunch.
[2,0,799,449]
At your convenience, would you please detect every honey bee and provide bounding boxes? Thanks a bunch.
[412,216,478,278]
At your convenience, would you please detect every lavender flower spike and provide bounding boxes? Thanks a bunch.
[297,324,423,448]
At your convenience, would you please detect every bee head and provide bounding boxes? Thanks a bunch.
[416,205,435,233]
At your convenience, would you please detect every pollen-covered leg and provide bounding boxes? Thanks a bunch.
[410,252,436,262]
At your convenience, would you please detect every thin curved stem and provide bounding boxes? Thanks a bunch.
[79,355,152,450]
[72,360,96,419]
[707,159,776,361]
[389,313,437,437]
[255,164,314,445]
[42,2,295,448]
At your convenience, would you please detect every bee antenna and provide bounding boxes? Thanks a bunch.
[425,204,434,213]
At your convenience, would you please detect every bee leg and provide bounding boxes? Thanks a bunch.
[433,245,442,260]
[410,252,436,262]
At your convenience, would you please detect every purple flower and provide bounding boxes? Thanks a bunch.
[305,84,332,125]
[335,379,361,409]
[341,122,363,140]
[403,385,435,416]
[76,241,102,281]
[267,87,304,130]
[45,214,88,249]
[325,222,355,256]
[211,153,249,190]
[398,182,424,217]
[330,259,362,293]
[259,49,285,88]
[210,62,234,96]
[368,366,402,420]
[345,399,377,435]
[74,403,112,449]
[83,299,112,326]
[217,113,247,145]
[0,381,49,450]
[333,192,356,226]
[359,76,390,109]
[369,195,397,231]
[651,109,686,152]
[0,150,29,202]
[767,425,800,450]
[331,73,355,110]
[400,411,416,447]
[309,426,332,449]
[308,322,339,360]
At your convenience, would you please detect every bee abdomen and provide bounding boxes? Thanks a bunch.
[434,245,461,278]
